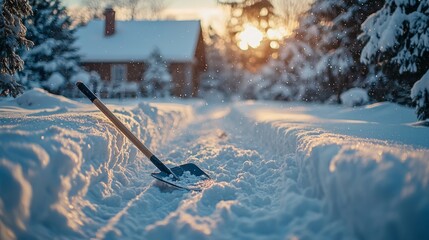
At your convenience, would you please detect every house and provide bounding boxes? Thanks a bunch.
[74,8,206,97]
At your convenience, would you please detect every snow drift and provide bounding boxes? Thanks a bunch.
[231,101,429,240]
[1,91,428,240]
[0,90,194,239]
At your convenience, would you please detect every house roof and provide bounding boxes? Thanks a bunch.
[75,20,202,63]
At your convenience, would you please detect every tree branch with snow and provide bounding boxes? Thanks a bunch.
[0,0,33,97]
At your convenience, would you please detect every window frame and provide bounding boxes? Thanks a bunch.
[111,64,127,82]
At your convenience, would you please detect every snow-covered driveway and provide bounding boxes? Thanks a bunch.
[1,90,428,240]
[104,104,354,240]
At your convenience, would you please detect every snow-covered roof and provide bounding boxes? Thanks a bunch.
[75,20,201,62]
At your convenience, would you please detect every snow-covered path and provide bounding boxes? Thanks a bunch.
[91,104,354,240]
[1,90,429,240]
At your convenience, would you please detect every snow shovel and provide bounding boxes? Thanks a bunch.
[76,82,210,191]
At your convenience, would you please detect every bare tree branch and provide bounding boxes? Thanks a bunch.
[272,0,312,31]
[82,0,106,19]
[145,0,169,20]
[119,0,142,20]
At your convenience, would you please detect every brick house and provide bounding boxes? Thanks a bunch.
[74,8,206,97]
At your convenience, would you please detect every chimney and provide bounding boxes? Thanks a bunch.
[104,7,115,36]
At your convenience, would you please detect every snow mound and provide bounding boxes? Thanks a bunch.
[0,99,194,239]
[232,102,429,240]
[1,98,428,239]
[15,88,81,109]
[336,102,416,124]
[340,88,369,107]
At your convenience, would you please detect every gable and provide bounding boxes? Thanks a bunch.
[75,20,202,63]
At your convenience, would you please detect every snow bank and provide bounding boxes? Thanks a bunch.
[2,92,428,239]
[15,88,81,109]
[230,102,429,240]
[0,90,194,239]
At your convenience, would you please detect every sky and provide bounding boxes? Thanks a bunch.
[63,0,227,30]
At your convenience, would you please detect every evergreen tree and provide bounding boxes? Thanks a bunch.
[281,38,321,102]
[19,0,81,95]
[293,0,384,103]
[142,48,172,98]
[199,26,235,101]
[360,0,429,104]
[281,3,324,102]
[248,58,292,101]
[0,0,33,97]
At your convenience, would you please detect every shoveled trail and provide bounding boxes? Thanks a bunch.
[93,103,355,240]
[2,91,428,240]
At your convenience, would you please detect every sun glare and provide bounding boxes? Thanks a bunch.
[237,24,264,50]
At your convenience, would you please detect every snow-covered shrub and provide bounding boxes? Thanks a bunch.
[142,48,172,98]
[200,75,227,102]
[240,72,259,100]
[270,83,292,101]
[68,70,102,98]
[411,71,429,121]
[70,71,91,85]
[340,88,369,107]
[43,72,65,93]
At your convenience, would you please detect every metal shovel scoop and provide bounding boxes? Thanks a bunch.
[77,82,210,191]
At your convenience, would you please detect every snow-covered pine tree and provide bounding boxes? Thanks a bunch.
[280,37,320,102]
[296,0,384,103]
[281,3,324,102]
[252,58,292,101]
[19,0,81,95]
[0,0,33,97]
[142,48,172,98]
[360,0,429,104]
[199,26,233,101]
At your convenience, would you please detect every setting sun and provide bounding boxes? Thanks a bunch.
[237,24,264,50]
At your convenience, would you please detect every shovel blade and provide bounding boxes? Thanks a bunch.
[151,163,210,191]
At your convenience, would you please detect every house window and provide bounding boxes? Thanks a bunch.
[111,64,127,82]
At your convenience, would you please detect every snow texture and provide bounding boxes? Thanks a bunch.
[74,20,201,62]
[1,90,429,239]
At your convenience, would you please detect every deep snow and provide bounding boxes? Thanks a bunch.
[1,89,428,240]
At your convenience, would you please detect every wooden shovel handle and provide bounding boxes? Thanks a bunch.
[76,82,177,177]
